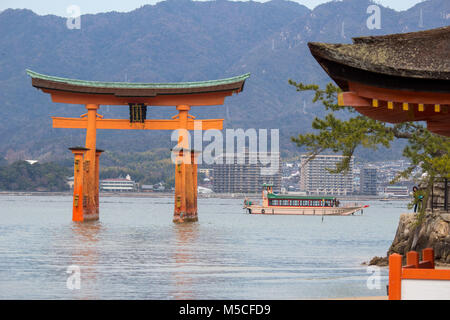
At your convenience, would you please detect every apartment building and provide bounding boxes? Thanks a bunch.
[299,154,353,195]
[360,167,378,195]
[212,150,281,193]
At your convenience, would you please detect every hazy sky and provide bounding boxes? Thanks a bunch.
[0,0,426,17]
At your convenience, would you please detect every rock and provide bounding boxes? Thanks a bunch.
[369,256,388,266]
[386,209,450,264]
[435,221,449,238]
[392,241,408,254]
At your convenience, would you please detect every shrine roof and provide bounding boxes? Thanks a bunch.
[26,70,250,97]
[308,26,450,92]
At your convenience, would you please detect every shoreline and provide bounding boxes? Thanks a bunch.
[0,191,411,201]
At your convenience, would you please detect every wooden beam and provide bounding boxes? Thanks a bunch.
[349,82,450,105]
[52,117,224,131]
[427,120,450,137]
[338,92,371,107]
[44,89,232,106]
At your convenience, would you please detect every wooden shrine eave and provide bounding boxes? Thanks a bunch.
[338,82,450,137]
[307,26,450,137]
[27,69,250,106]
[307,26,450,92]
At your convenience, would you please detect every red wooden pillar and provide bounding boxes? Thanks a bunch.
[172,147,199,223]
[191,151,199,217]
[173,148,186,223]
[185,154,194,217]
[95,149,104,214]
[406,251,419,268]
[388,253,402,300]
[422,248,435,269]
[84,104,99,220]
[69,147,89,222]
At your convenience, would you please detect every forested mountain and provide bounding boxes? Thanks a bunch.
[0,0,448,162]
[0,161,70,191]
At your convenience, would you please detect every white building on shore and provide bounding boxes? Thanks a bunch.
[299,154,354,195]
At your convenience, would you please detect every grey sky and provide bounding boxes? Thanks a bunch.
[0,0,426,17]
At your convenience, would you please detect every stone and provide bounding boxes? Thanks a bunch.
[382,209,450,265]
[369,256,388,266]
[435,221,449,238]
[392,241,408,254]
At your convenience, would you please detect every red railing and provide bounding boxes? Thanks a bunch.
[388,248,450,300]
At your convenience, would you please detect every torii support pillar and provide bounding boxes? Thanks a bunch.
[83,104,100,221]
[172,148,200,223]
[95,149,104,214]
[69,147,89,222]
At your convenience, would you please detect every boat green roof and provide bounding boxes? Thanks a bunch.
[267,193,336,200]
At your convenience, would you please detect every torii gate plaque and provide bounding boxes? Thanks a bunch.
[27,70,249,223]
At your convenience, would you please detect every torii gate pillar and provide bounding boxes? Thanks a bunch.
[83,104,100,221]
[69,147,88,222]
[172,147,200,223]
[95,149,104,215]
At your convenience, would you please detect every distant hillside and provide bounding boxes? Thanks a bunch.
[0,161,70,191]
[0,0,448,162]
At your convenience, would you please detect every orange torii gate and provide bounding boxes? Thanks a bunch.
[27,70,249,223]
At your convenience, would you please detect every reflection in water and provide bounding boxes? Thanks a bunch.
[0,196,407,299]
[171,223,200,300]
[66,221,103,299]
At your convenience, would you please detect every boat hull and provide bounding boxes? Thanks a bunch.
[244,205,365,216]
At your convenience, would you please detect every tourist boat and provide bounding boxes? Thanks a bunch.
[243,184,368,216]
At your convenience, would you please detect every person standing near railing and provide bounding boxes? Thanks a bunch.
[412,186,424,213]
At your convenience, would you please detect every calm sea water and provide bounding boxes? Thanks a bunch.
[0,195,409,299]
